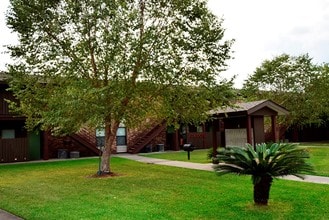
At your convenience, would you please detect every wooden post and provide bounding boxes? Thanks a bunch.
[219,120,225,148]
[247,115,253,145]
[271,115,278,142]
[212,120,218,157]
[42,131,49,160]
[173,129,180,151]
[202,124,206,149]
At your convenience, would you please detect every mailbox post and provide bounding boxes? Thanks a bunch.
[183,144,194,160]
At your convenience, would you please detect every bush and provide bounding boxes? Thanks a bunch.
[214,143,314,205]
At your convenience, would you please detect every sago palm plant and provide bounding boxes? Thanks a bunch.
[214,143,314,205]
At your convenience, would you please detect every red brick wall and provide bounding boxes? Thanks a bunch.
[127,120,166,152]
[47,120,167,158]
[47,135,99,158]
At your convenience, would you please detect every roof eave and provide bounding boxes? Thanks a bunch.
[247,100,289,116]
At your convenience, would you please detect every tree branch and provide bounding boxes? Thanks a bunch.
[87,20,98,80]
[131,0,146,84]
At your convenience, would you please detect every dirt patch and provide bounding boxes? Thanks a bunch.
[87,172,122,178]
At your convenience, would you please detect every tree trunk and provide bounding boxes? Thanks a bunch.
[99,119,120,175]
[253,175,273,205]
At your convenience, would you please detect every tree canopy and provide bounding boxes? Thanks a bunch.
[241,53,329,128]
[6,0,235,173]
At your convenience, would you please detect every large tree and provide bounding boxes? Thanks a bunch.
[304,63,329,123]
[241,53,327,128]
[6,0,235,174]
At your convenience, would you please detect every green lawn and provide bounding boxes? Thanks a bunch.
[299,142,329,147]
[143,143,329,177]
[299,142,329,176]
[0,158,328,219]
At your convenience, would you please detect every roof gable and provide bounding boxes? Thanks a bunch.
[211,100,289,116]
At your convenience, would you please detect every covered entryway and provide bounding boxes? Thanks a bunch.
[210,100,289,150]
[168,100,289,152]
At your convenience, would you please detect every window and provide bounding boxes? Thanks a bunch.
[95,125,127,146]
[95,128,105,148]
[116,127,126,136]
[96,128,105,137]
[1,129,15,139]
[116,127,126,145]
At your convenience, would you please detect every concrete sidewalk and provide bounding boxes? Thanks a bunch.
[116,154,329,185]
[0,210,23,220]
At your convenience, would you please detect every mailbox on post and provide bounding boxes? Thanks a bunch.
[183,144,194,160]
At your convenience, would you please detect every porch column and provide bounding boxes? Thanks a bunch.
[271,115,278,142]
[173,129,180,151]
[202,124,206,148]
[246,115,253,145]
[212,120,218,157]
[42,131,49,160]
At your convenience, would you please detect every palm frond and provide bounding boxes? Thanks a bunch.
[214,142,315,183]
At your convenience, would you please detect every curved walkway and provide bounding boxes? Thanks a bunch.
[0,210,23,220]
[116,154,329,185]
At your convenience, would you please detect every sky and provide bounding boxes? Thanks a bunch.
[1,0,329,88]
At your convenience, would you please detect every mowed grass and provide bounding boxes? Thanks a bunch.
[143,143,329,176]
[0,158,329,220]
[298,142,329,176]
[307,148,329,176]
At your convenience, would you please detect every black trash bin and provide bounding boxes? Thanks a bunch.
[70,151,80,158]
[156,144,165,152]
[145,145,152,153]
[58,149,68,159]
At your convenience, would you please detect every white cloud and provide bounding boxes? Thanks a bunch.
[0,0,18,71]
[208,0,329,87]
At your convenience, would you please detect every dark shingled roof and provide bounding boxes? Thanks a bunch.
[210,100,289,116]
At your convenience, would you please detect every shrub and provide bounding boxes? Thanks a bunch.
[214,143,314,205]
